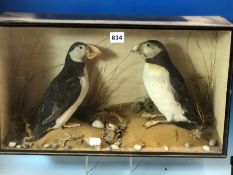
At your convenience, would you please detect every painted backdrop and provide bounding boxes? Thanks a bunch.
[0,0,232,174]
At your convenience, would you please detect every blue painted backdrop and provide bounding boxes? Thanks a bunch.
[0,0,232,174]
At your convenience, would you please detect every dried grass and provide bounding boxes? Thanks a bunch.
[186,31,217,127]
[79,52,131,119]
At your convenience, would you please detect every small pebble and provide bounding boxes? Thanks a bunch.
[185,143,191,149]
[134,144,142,151]
[163,145,169,151]
[92,120,104,129]
[111,144,120,150]
[202,145,210,151]
[16,145,21,149]
[43,144,51,149]
[52,144,59,149]
[209,139,217,147]
[8,142,17,148]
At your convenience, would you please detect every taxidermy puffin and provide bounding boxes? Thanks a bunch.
[131,40,201,128]
[33,42,101,140]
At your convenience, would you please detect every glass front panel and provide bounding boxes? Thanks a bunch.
[0,27,231,155]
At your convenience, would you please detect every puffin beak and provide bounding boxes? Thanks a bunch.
[130,45,140,54]
[86,44,101,59]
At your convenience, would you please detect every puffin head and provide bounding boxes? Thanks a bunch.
[131,40,166,60]
[67,42,101,62]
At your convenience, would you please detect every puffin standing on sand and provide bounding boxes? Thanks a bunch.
[131,40,201,127]
[33,42,101,140]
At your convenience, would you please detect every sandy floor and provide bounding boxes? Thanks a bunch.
[3,105,221,154]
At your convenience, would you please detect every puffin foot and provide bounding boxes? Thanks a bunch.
[143,120,168,128]
[63,123,81,128]
[141,112,164,119]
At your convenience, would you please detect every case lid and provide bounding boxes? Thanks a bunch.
[0,12,232,29]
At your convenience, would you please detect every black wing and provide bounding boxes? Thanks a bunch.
[37,75,81,126]
[169,66,201,124]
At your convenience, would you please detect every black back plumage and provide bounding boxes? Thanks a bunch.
[33,42,85,139]
[145,40,201,125]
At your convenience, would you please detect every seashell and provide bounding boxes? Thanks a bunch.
[8,142,17,148]
[202,145,210,151]
[92,120,104,129]
[111,144,120,150]
[43,144,51,149]
[16,145,21,149]
[209,139,217,147]
[134,144,142,151]
[163,145,169,151]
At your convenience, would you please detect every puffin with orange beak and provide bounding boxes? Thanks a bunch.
[131,40,201,128]
[33,42,101,140]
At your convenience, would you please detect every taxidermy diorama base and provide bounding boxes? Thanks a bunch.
[4,100,221,154]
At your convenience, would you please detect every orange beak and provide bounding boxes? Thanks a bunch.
[86,44,101,59]
[130,45,140,54]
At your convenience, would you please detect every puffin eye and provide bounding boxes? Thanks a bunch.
[147,43,150,47]
[79,46,83,49]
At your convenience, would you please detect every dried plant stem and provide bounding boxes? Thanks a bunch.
[82,49,131,113]
[187,31,216,126]
[187,32,203,95]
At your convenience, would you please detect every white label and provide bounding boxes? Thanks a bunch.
[89,137,101,146]
[110,32,124,43]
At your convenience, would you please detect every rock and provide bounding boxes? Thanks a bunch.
[16,145,21,149]
[163,145,169,151]
[202,145,210,151]
[134,144,142,151]
[52,144,59,149]
[111,144,120,150]
[92,120,104,129]
[8,142,17,148]
[209,139,217,147]
[184,143,191,149]
[43,144,51,149]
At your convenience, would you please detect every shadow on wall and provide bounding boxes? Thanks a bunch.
[4,28,56,144]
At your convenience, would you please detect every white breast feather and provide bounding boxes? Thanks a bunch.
[53,67,89,129]
[143,63,188,122]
